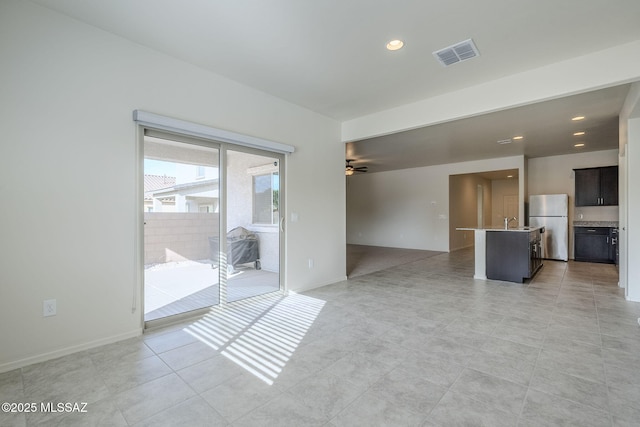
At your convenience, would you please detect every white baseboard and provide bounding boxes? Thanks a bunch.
[289,275,348,293]
[0,328,143,374]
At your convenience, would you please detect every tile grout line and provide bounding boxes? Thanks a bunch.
[514,261,563,425]
[593,268,616,427]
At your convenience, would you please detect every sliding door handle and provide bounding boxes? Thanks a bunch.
[280,216,285,233]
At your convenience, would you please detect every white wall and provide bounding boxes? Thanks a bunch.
[528,149,619,259]
[619,82,640,301]
[626,118,640,301]
[528,149,619,203]
[346,156,525,251]
[0,1,344,372]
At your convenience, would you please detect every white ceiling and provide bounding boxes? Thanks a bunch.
[31,0,640,170]
[346,84,631,173]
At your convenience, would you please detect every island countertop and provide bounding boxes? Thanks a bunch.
[456,226,544,233]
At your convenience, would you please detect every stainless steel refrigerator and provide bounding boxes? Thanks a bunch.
[529,194,569,261]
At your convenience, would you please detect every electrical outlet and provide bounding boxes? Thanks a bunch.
[43,299,56,317]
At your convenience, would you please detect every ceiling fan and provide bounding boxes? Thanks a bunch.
[345,159,368,176]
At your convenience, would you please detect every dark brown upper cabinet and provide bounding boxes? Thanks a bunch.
[574,166,618,206]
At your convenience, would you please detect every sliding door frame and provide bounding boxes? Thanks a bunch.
[135,125,287,330]
[222,143,286,303]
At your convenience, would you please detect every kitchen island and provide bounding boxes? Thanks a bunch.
[457,226,544,283]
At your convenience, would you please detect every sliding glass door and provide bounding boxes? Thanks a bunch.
[225,148,282,303]
[143,135,221,321]
[142,133,284,323]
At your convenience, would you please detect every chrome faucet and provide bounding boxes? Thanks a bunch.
[504,216,517,229]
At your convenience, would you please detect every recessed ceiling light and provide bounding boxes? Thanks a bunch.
[572,116,585,121]
[573,131,586,136]
[574,143,585,147]
[386,39,404,51]
[512,136,523,141]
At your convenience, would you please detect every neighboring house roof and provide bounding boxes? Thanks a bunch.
[144,174,176,202]
[151,178,219,196]
[144,175,219,202]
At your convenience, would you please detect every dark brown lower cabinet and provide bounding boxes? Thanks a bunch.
[486,229,543,283]
[574,227,616,263]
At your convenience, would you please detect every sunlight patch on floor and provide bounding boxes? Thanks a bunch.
[184,292,326,385]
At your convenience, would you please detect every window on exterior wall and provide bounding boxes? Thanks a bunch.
[253,172,279,225]
[196,165,206,179]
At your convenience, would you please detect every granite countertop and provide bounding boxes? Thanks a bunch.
[573,221,619,227]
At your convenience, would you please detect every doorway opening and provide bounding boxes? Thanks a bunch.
[449,169,520,251]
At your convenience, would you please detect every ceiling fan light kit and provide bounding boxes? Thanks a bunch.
[345,159,368,175]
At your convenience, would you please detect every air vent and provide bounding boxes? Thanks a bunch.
[433,39,480,67]
[497,139,512,145]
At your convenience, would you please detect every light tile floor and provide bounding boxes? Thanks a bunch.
[346,244,443,278]
[2,248,640,426]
